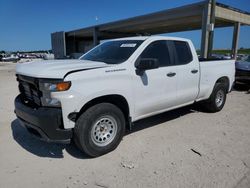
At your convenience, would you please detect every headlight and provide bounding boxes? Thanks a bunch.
[41,81,71,92]
[39,81,71,107]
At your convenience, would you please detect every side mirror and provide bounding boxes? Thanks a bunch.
[135,58,159,70]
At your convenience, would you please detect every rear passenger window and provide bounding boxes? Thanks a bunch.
[173,41,193,65]
[139,40,172,67]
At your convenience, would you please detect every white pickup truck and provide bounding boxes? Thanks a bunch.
[15,36,235,157]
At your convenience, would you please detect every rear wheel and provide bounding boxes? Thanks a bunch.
[203,83,227,112]
[74,103,125,157]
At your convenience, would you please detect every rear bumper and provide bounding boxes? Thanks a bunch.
[14,95,72,144]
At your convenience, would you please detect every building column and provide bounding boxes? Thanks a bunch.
[200,2,211,58]
[93,27,99,46]
[51,31,66,59]
[207,0,216,58]
[231,22,240,59]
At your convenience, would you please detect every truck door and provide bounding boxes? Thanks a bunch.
[169,40,199,105]
[132,40,178,119]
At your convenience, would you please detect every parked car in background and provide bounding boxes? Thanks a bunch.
[235,56,250,84]
[211,53,232,60]
[237,54,248,61]
[222,53,232,60]
[2,54,20,62]
[43,53,55,60]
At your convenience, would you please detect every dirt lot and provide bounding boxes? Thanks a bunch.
[0,62,250,188]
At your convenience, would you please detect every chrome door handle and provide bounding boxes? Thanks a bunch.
[167,72,176,77]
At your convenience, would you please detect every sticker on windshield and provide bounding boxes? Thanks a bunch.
[120,43,137,47]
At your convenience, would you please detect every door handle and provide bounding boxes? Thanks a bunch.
[191,69,198,74]
[167,72,176,77]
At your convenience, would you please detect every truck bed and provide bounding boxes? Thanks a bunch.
[197,59,235,101]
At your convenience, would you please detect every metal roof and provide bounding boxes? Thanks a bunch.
[65,1,250,40]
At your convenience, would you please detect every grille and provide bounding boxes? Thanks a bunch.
[17,75,41,106]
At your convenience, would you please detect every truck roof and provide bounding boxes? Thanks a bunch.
[112,35,190,42]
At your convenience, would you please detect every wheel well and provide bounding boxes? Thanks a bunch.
[77,95,130,129]
[215,77,230,92]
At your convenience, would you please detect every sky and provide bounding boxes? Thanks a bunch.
[0,0,249,51]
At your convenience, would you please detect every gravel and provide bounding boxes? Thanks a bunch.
[0,63,250,188]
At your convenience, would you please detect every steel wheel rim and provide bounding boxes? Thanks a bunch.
[90,115,118,147]
[215,89,224,107]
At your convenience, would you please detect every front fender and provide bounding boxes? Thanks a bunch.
[52,88,133,129]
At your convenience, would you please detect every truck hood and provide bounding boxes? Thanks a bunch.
[16,59,111,78]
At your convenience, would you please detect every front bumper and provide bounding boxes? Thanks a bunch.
[235,69,250,83]
[14,95,72,144]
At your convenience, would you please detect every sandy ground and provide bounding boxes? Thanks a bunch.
[0,62,250,188]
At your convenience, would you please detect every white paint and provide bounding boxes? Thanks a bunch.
[16,59,110,78]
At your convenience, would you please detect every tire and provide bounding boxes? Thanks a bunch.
[74,103,125,157]
[203,83,227,112]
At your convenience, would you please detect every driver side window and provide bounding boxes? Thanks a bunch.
[139,40,173,67]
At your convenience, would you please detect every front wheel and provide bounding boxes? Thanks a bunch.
[74,103,125,157]
[203,83,227,112]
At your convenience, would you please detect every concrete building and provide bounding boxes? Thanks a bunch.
[51,0,250,59]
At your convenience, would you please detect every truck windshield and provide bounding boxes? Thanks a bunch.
[80,40,144,64]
